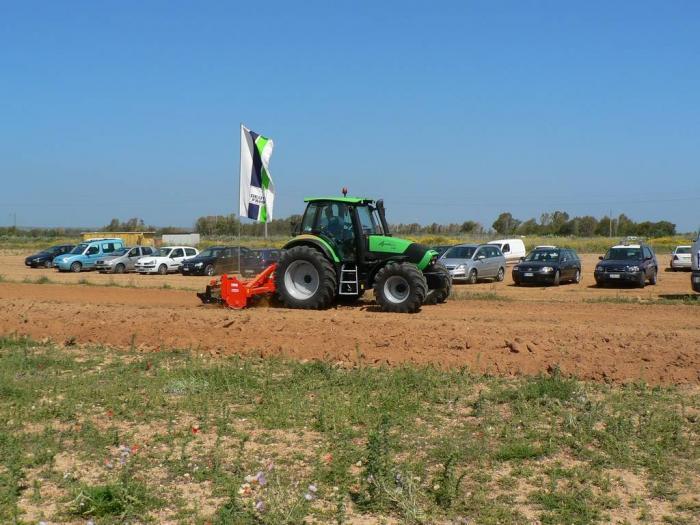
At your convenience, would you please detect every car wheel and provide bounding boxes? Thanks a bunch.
[43,260,52,269]
[70,262,82,273]
[157,264,168,275]
[638,273,646,288]
[467,269,478,284]
[205,264,215,277]
[649,268,658,285]
[115,263,126,274]
[496,267,505,282]
[573,269,581,284]
[553,270,560,286]
[513,278,521,286]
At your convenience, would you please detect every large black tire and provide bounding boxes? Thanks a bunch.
[374,262,428,313]
[637,273,646,288]
[649,268,658,285]
[424,262,452,304]
[275,246,337,309]
[205,264,215,277]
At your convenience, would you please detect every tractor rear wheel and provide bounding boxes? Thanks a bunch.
[374,262,427,313]
[275,246,337,309]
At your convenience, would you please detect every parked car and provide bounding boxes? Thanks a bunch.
[95,245,157,273]
[135,246,199,275]
[488,238,526,263]
[440,243,506,283]
[180,246,252,276]
[240,248,282,277]
[692,237,700,293]
[594,242,658,288]
[430,245,453,258]
[24,244,74,268]
[669,245,692,271]
[53,238,124,272]
[512,247,581,286]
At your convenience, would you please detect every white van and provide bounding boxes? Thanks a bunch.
[488,239,526,263]
[692,236,700,293]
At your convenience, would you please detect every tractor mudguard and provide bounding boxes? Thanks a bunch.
[283,235,340,263]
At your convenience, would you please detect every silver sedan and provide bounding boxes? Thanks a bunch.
[440,244,507,284]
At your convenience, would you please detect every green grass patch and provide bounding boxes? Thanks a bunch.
[0,336,697,523]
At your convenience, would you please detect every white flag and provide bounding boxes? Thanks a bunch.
[239,125,275,222]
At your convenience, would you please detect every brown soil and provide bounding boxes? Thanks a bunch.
[1,256,699,385]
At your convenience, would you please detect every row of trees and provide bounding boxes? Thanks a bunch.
[492,211,676,237]
[0,211,681,239]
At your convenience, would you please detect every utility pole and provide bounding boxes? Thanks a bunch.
[609,208,612,237]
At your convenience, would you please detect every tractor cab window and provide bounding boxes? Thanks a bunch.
[357,206,383,235]
[317,203,352,239]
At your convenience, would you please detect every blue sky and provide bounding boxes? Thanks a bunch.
[1,1,699,232]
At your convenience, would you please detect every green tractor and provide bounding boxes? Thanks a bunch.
[274,196,451,313]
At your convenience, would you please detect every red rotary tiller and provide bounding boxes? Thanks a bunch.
[197,264,277,309]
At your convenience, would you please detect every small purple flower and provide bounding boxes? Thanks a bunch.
[254,499,265,513]
[255,471,267,486]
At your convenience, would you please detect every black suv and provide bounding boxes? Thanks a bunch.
[594,242,658,288]
[24,244,75,268]
[512,247,582,286]
[180,246,251,276]
[240,248,282,277]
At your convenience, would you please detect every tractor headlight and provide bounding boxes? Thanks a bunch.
[627,265,640,272]
[541,267,554,273]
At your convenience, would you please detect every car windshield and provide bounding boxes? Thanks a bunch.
[444,246,476,259]
[605,247,642,260]
[525,250,560,262]
[199,248,224,257]
[676,247,691,254]
[158,248,173,257]
[70,243,88,254]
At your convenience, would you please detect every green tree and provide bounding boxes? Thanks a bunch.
[492,212,521,235]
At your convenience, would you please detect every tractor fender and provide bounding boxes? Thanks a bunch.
[366,257,410,287]
[282,235,340,264]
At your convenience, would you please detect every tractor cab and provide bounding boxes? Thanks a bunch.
[295,197,390,262]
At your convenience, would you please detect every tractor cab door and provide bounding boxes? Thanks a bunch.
[307,202,356,261]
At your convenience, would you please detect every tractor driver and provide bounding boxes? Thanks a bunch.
[321,203,355,260]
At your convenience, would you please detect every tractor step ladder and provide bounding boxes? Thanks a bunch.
[339,263,359,295]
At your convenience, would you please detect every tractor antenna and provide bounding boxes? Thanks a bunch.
[342,187,348,197]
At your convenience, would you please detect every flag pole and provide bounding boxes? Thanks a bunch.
[238,122,243,275]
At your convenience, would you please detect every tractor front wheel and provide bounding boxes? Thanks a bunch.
[275,246,337,309]
[424,262,452,305]
[374,262,428,313]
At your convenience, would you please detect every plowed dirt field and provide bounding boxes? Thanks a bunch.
[2,254,699,385]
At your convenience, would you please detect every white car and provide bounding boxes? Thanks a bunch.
[670,245,692,271]
[135,246,199,275]
[488,238,526,264]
